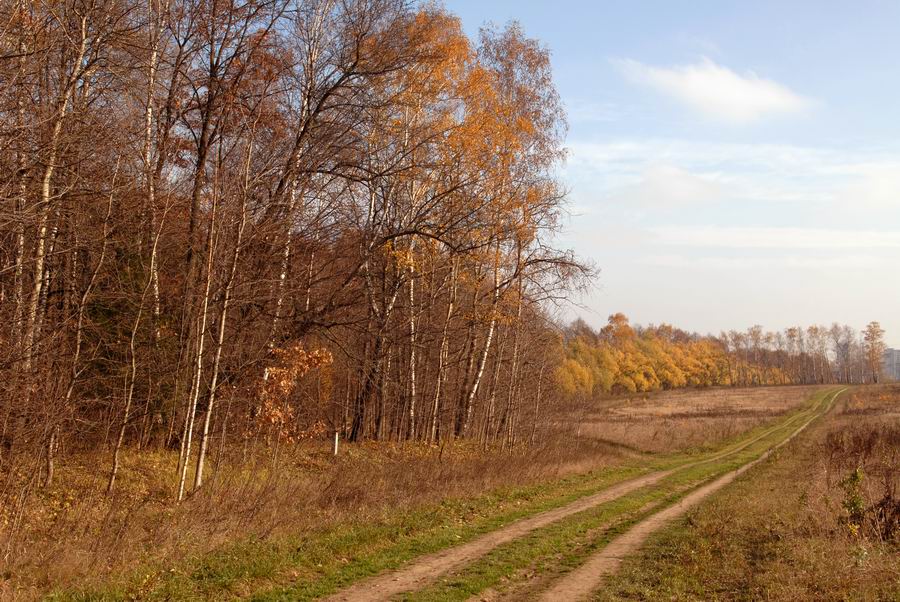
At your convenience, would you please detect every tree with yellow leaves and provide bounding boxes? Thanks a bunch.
[863,321,887,383]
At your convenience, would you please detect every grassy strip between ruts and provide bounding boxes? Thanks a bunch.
[387,388,843,602]
[50,389,836,602]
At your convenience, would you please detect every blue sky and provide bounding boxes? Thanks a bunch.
[444,0,900,346]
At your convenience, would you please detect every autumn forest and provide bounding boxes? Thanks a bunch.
[1,0,590,494]
[0,0,889,509]
[559,315,887,397]
[0,1,895,598]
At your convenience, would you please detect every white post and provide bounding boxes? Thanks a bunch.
[333,431,339,456]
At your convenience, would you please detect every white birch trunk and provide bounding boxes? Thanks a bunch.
[406,249,417,440]
[23,19,88,368]
[194,139,251,489]
[462,255,501,437]
[176,170,219,501]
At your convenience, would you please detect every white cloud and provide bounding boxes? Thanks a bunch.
[838,163,900,207]
[641,254,884,270]
[566,139,900,210]
[568,139,839,180]
[610,164,722,207]
[614,58,813,123]
[649,226,900,249]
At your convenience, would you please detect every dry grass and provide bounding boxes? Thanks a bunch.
[0,386,828,599]
[819,387,900,545]
[600,384,900,601]
[0,434,628,599]
[577,385,821,453]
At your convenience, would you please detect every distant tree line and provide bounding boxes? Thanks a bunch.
[0,0,588,499]
[557,314,888,397]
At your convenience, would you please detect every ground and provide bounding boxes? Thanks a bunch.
[597,385,900,601]
[4,385,897,600]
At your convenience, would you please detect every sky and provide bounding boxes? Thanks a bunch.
[443,0,900,347]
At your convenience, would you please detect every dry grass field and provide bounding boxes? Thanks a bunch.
[4,438,613,598]
[599,385,900,600]
[577,385,822,454]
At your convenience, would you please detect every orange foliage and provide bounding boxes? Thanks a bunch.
[250,344,333,444]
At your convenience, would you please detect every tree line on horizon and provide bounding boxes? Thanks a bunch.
[557,314,888,397]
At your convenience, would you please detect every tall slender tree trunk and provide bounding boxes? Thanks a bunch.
[194,140,250,490]
[530,360,546,446]
[502,286,524,447]
[263,181,299,386]
[462,313,496,437]
[176,174,219,501]
[23,20,88,369]
[429,259,457,443]
[461,256,501,437]
[483,337,505,444]
[12,0,28,355]
[406,252,418,440]
[143,1,163,342]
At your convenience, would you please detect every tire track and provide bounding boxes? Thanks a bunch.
[536,387,846,602]
[320,389,840,602]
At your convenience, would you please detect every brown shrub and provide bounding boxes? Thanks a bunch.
[822,385,900,544]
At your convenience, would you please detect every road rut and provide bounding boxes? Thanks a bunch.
[537,387,846,601]
[321,390,840,602]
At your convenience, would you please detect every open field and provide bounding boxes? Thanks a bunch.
[0,385,831,600]
[596,384,900,601]
[577,385,821,453]
[371,387,842,601]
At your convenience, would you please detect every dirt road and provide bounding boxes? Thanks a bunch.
[537,386,845,601]
[322,388,844,602]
